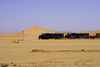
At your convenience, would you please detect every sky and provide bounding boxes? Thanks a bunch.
[0,0,100,34]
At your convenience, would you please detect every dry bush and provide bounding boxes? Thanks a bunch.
[31,49,44,52]
[1,64,8,67]
[31,49,100,52]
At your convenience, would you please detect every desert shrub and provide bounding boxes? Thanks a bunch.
[13,64,17,66]
[1,64,8,67]
[11,62,14,64]
[81,49,84,51]
[31,49,44,52]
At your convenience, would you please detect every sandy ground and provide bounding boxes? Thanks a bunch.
[0,39,100,67]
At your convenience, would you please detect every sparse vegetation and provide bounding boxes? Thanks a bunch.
[1,64,8,67]
[31,49,44,52]
[11,62,14,64]
[81,49,84,51]
[31,49,100,52]
[13,64,17,66]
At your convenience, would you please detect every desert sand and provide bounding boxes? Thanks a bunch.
[0,39,100,67]
[0,26,100,67]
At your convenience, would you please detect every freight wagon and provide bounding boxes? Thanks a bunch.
[65,33,89,39]
[77,33,89,38]
[65,33,77,39]
[90,33,100,39]
[96,33,100,38]
[39,33,64,39]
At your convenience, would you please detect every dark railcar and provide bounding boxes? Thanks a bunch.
[65,33,89,39]
[77,33,89,38]
[39,33,64,39]
[67,33,78,39]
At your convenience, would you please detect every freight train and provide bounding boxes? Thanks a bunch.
[39,33,100,39]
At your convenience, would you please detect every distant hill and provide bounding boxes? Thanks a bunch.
[77,30,100,36]
[0,26,100,39]
[0,26,56,39]
[22,25,56,38]
[0,33,22,38]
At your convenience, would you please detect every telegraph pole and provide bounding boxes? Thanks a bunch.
[22,31,24,40]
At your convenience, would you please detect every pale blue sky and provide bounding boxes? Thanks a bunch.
[0,0,100,34]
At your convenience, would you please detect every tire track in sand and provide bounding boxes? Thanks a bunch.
[34,57,100,67]
[75,58,100,67]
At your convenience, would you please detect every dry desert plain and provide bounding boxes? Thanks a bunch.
[0,39,100,67]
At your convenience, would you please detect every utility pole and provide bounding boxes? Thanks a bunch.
[22,31,24,40]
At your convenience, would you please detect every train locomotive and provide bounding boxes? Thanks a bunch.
[39,33,64,39]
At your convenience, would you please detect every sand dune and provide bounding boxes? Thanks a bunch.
[23,25,56,38]
[0,33,22,38]
[0,26,56,39]
[0,25,100,38]
[78,30,100,36]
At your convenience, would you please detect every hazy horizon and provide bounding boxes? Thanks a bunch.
[0,0,100,34]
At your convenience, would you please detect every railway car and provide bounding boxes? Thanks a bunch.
[90,33,100,39]
[66,33,78,39]
[96,33,100,38]
[39,33,64,39]
[65,33,89,39]
[77,33,89,38]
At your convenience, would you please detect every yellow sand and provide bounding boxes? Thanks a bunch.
[0,39,100,67]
